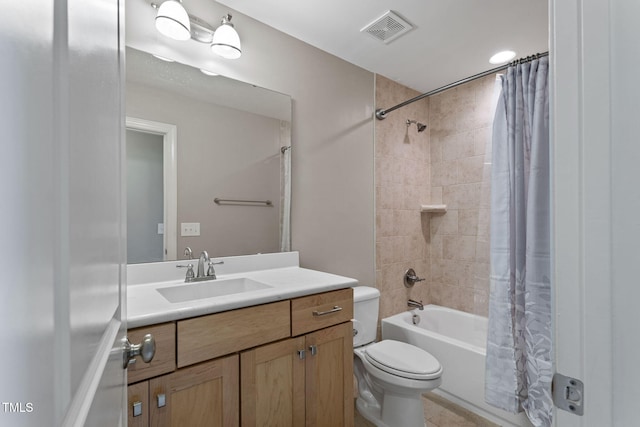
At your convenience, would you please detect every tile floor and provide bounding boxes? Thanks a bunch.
[354,392,499,427]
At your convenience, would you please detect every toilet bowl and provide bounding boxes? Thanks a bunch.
[352,287,443,427]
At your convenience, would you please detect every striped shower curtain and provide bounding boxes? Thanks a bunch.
[484,56,553,427]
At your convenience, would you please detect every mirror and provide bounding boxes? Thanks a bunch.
[125,47,292,263]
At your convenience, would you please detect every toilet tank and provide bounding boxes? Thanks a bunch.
[352,286,380,347]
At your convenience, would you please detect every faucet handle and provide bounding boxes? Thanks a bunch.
[176,263,195,282]
[404,268,426,288]
[206,261,224,277]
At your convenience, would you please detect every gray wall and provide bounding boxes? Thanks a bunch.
[126,83,282,259]
[126,129,164,263]
[126,1,376,285]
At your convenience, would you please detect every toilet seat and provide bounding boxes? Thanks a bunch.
[364,340,442,380]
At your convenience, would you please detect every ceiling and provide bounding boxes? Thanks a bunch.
[215,0,549,94]
[126,47,292,121]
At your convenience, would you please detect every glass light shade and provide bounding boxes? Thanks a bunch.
[155,1,191,41]
[211,24,242,59]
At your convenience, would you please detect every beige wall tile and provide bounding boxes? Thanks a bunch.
[458,209,479,236]
[474,127,492,156]
[375,72,494,320]
[432,160,458,186]
[431,210,459,236]
[458,156,484,184]
[376,209,394,238]
[376,185,394,209]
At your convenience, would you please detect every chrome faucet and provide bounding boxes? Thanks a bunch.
[183,247,193,260]
[177,250,224,282]
[407,299,424,310]
[196,250,210,279]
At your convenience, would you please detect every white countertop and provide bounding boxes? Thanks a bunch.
[127,253,358,328]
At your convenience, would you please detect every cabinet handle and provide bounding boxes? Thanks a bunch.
[297,349,306,360]
[157,393,166,408]
[312,306,342,316]
[309,345,318,356]
[132,401,142,417]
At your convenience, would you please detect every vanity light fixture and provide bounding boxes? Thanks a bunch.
[154,0,191,41]
[151,2,242,60]
[489,50,516,65]
[211,14,242,59]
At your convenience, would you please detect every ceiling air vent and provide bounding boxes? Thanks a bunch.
[361,10,413,44]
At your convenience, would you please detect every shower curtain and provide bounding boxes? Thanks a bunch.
[484,56,552,427]
[279,121,292,252]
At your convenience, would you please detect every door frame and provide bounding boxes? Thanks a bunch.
[551,0,615,425]
[126,117,178,261]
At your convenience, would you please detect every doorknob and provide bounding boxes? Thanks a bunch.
[123,334,156,369]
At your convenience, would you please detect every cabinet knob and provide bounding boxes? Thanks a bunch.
[132,401,142,417]
[157,393,166,408]
[309,345,318,356]
[297,349,306,360]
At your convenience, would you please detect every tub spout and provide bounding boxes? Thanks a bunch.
[407,299,424,310]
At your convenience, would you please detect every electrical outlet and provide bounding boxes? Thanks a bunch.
[181,222,200,237]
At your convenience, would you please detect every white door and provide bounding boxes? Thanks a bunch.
[0,1,126,426]
[552,0,640,425]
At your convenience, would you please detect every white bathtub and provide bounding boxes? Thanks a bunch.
[382,306,532,427]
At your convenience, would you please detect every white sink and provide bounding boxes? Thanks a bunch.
[157,277,272,303]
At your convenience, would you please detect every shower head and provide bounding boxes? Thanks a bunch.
[406,119,428,133]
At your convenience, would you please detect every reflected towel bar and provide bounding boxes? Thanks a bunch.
[214,198,273,206]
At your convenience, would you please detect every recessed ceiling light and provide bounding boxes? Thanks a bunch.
[152,54,175,62]
[200,69,219,76]
[489,50,516,65]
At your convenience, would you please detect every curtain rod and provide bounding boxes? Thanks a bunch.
[375,51,549,120]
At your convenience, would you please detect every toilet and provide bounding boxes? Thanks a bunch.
[352,286,442,427]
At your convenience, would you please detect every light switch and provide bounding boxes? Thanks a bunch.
[157,223,164,235]
[181,222,200,237]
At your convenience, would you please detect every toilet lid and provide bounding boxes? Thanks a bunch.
[364,340,442,380]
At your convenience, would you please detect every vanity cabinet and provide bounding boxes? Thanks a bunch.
[127,356,239,427]
[127,288,353,427]
[148,355,239,426]
[240,289,354,427]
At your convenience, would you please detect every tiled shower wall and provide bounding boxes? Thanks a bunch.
[374,75,430,321]
[428,74,499,316]
[374,73,500,318]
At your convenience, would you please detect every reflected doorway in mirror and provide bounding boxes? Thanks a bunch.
[126,117,178,263]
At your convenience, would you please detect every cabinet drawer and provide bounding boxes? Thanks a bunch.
[291,288,353,336]
[177,300,290,368]
[128,322,176,384]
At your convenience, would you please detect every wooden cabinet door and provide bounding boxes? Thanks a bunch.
[305,322,354,427]
[149,354,239,427]
[128,381,149,427]
[240,337,306,427]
